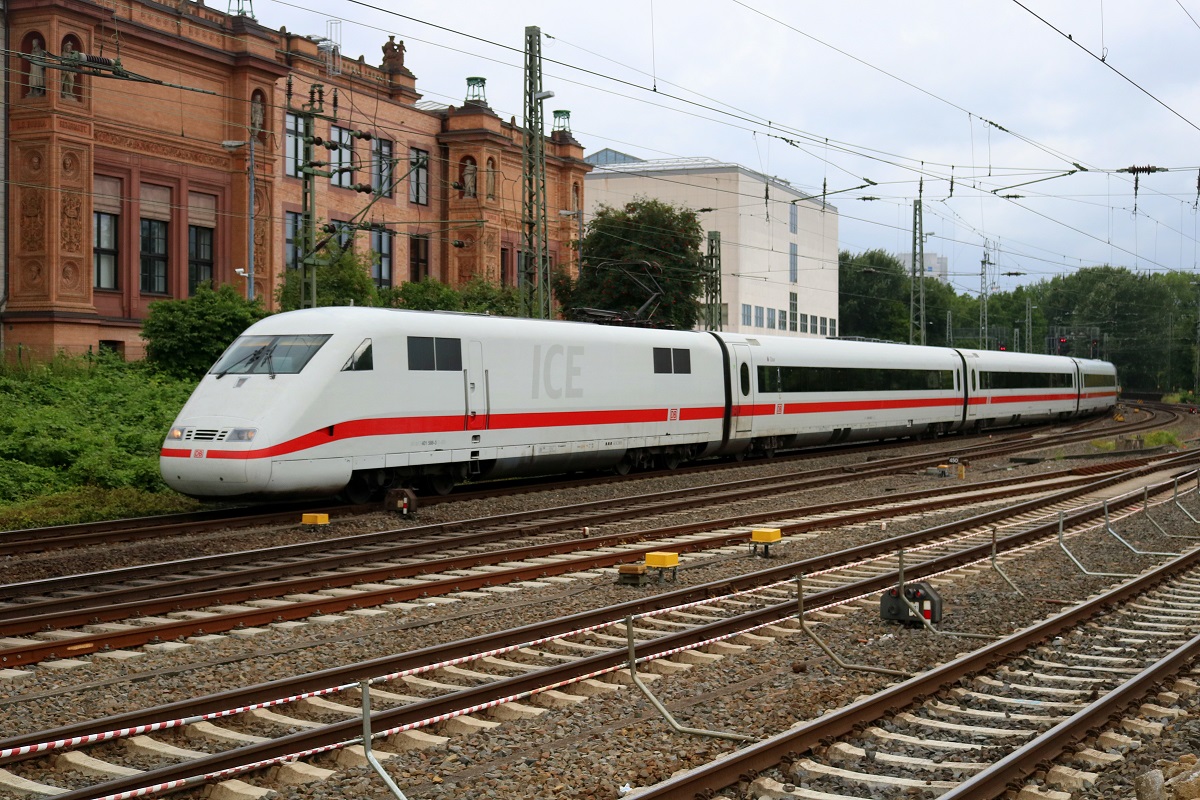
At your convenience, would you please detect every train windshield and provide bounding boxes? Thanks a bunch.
[211,334,332,377]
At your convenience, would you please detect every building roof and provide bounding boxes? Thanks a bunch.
[585,155,836,207]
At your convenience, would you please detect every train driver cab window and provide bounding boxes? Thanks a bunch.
[740,363,751,397]
[408,336,463,371]
[342,339,373,371]
[211,334,331,377]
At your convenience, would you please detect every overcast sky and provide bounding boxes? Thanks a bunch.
[259,0,1200,296]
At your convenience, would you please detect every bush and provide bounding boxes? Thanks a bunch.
[276,244,379,311]
[382,277,464,310]
[0,355,197,528]
[1145,430,1182,449]
[142,284,267,380]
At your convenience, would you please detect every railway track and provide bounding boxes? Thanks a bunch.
[634,526,1200,800]
[1,403,1164,556]
[2,457,1196,799]
[0,452,1178,669]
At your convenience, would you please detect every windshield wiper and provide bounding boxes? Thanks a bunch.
[215,346,265,379]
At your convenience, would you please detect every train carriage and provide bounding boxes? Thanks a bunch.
[726,335,967,451]
[1075,358,1121,415]
[959,349,1083,427]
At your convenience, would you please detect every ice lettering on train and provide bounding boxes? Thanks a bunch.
[531,344,584,399]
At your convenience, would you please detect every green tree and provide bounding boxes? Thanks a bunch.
[381,277,464,311]
[141,284,267,380]
[277,242,379,310]
[837,249,908,341]
[556,198,705,329]
[460,276,520,316]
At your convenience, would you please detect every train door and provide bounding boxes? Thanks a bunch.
[1072,360,1083,415]
[465,340,488,429]
[732,343,754,433]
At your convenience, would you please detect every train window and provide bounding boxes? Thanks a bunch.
[673,349,691,374]
[740,363,751,396]
[653,347,672,374]
[979,371,1074,390]
[1084,373,1117,388]
[653,347,692,374]
[408,336,463,371]
[757,366,781,393]
[971,371,976,391]
[342,339,373,372]
[211,334,331,377]
[761,366,953,393]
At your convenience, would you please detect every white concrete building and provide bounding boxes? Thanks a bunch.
[583,150,839,337]
[894,251,950,283]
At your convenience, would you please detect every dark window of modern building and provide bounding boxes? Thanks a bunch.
[789,242,798,283]
[789,292,798,332]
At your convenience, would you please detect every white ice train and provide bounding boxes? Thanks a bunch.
[160,307,1119,502]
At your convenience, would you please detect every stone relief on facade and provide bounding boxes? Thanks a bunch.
[61,150,81,180]
[23,148,45,176]
[96,130,226,168]
[18,260,45,296]
[61,260,84,296]
[61,194,84,254]
[20,189,46,253]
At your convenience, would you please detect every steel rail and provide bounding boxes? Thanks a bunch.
[1,461,1188,788]
[631,538,1200,799]
[0,465,1113,630]
[0,457,1182,667]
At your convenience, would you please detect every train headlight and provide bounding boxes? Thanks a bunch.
[168,426,185,440]
[228,428,258,442]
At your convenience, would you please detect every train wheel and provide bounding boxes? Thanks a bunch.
[342,474,376,505]
[661,453,682,470]
[613,455,634,475]
[422,474,456,496]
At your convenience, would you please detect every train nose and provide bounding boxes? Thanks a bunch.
[160,420,271,497]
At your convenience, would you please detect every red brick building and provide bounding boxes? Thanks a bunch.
[3,0,590,360]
